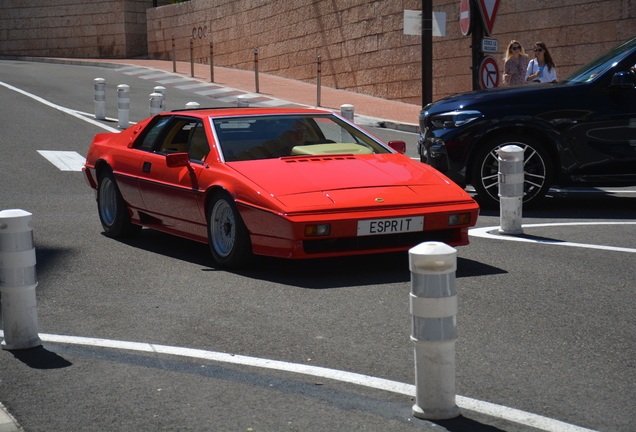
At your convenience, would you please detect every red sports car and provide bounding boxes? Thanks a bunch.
[83,108,479,268]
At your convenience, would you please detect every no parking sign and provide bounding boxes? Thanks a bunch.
[478,55,500,89]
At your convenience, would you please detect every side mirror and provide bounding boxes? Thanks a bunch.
[610,71,634,89]
[388,141,407,154]
[166,152,190,168]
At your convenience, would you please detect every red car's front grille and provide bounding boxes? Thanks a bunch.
[302,229,455,254]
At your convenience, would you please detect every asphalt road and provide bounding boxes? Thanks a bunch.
[0,60,635,432]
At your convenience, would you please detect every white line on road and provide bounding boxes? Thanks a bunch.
[0,330,598,432]
[0,80,120,133]
[470,222,636,253]
[37,150,85,171]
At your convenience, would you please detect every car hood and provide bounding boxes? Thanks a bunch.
[228,154,471,210]
[423,82,566,114]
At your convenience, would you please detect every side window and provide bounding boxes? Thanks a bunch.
[187,121,211,162]
[158,119,195,154]
[134,116,172,151]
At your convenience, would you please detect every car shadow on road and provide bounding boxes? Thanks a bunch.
[112,230,506,288]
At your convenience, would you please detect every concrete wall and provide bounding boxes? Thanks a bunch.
[146,0,636,104]
[0,0,166,58]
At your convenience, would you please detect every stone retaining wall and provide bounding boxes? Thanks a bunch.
[0,0,168,58]
[147,0,635,104]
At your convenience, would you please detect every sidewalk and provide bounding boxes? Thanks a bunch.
[44,57,422,133]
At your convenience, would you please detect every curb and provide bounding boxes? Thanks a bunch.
[0,403,22,432]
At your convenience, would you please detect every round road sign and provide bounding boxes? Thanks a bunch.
[460,0,472,36]
[478,55,500,89]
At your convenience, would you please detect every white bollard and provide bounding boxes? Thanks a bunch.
[237,95,250,107]
[149,92,163,116]
[94,78,106,120]
[0,209,42,350]
[497,145,524,235]
[185,101,200,109]
[153,86,166,111]
[117,84,130,129]
[409,241,460,420]
[340,104,354,122]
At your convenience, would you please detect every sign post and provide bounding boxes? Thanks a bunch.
[466,0,500,90]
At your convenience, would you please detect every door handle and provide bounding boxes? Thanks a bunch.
[143,161,152,173]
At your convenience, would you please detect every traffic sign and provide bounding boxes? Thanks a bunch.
[478,55,499,89]
[476,0,501,36]
[480,38,498,53]
[459,0,472,36]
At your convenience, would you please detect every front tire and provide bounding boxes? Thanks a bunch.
[97,169,141,238]
[471,135,553,208]
[208,192,252,268]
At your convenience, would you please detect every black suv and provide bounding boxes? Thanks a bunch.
[418,37,636,207]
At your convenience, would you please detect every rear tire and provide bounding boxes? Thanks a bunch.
[97,169,141,238]
[471,135,553,208]
[208,192,252,268]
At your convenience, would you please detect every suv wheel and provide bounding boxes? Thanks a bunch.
[471,135,553,208]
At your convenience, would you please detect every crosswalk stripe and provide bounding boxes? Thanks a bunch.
[37,150,85,172]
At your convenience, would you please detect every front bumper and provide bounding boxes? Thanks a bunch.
[418,136,450,175]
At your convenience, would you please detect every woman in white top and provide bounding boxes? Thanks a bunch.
[526,42,557,83]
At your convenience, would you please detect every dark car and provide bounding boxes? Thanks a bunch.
[418,36,636,207]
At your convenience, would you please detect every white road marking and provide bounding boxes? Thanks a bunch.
[470,222,636,253]
[0,330,598,432]
[0,80,120,133]
[37,150,86,171]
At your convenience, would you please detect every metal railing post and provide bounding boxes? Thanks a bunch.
[317,56,322,107]
[190,37,195,77]
[254,47,259,93]
[210,41,215,83]
[172,34,176,73]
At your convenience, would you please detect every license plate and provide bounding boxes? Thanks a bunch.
[357,216,424,236]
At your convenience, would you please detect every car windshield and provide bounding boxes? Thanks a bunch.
[212,114,390,162]
[561,37,636,85]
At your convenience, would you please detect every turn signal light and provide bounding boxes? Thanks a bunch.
[305,224,331,237]
[448,213,471,226]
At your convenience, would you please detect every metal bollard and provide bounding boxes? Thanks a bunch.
[172,34,176,73]
[190,37,194,77]
[210,41,215,83]
[497,145,524,235]
[237,95,250,107]
[186,101,200,109]
[154,86,166,111]
[149,92,163,116]
[254,47,259,93]
[0,209,42,350]
[340,104,354,122]
[409,241,460,420]
[117,84,130,129]
[316,56,322,107]
[94,78,106,120]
